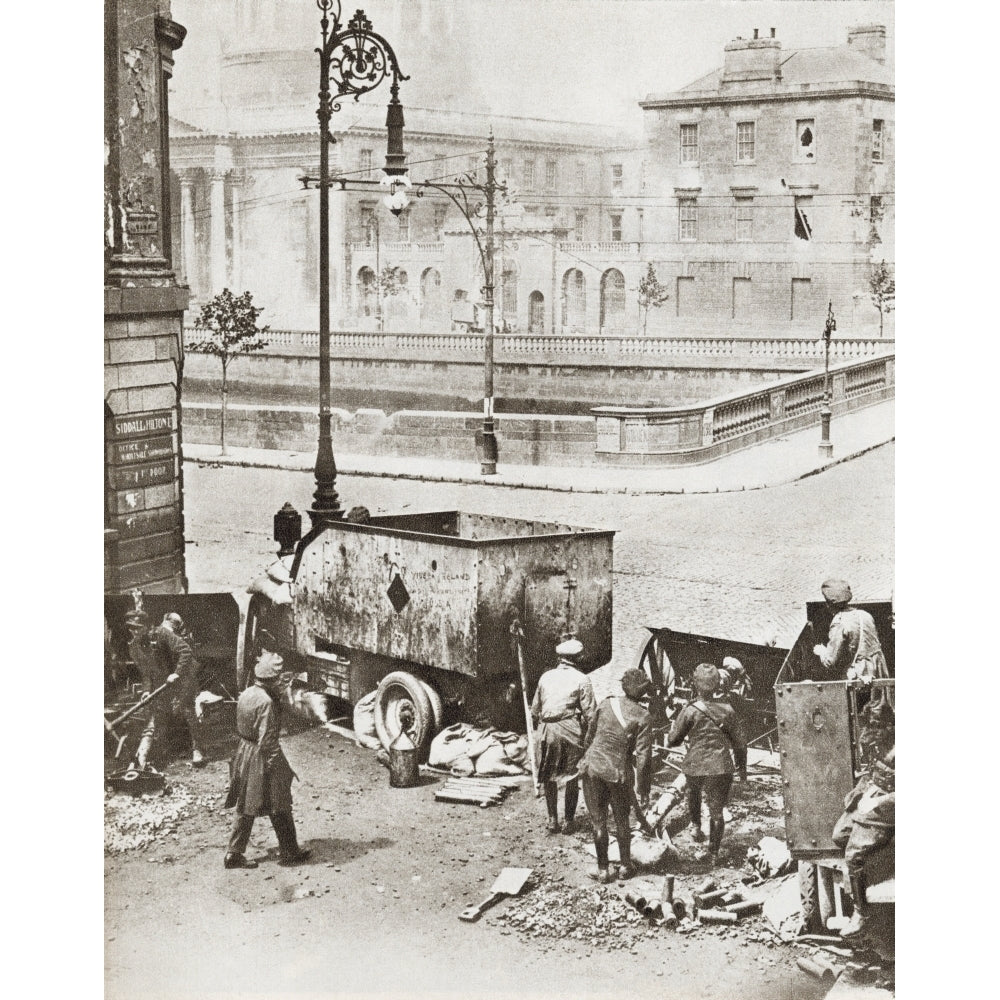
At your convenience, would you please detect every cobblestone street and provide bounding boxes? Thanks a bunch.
[184,442,894,653]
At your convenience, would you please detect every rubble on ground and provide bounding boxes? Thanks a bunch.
[104,784,217,855]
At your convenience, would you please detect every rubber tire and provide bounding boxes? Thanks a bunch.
[240,595,268,690]
[419,680,444,738]
[374,671,435,751]
[798,861,822,935]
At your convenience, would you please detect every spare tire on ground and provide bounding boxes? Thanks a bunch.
[373,671,436,752]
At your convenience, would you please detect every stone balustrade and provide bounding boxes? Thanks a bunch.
[185,327,894,369]
[592,353,894,466]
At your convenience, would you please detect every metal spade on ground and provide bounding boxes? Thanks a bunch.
[458,867,533,922]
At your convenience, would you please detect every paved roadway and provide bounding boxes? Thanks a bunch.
[183,441,894,653]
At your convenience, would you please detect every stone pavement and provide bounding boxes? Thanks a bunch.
[185,400,893,494]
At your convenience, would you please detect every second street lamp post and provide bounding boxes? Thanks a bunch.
[412,133,503,475]
[819,300,836,458]
[309,1,407,527]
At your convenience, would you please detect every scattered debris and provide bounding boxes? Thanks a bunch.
[747,836,793,879]
[104,783,215,854]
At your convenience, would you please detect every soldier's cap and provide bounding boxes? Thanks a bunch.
[722,656,745,676]
[254,650,285,680]
[621,668,652,701]
[821,578,852,605]
[162,612,186,631]
[692,662,721,696]
[555,637,583,659]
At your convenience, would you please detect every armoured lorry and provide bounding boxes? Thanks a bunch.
[241,507,615,750]
[773,599,895,954]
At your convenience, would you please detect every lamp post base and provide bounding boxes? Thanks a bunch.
[818,408,833,459]
[477,419,499,477]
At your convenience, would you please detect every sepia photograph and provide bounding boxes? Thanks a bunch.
[101,1,899,997]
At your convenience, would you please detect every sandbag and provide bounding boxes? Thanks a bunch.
[352,691,382,751]
[429,723,475,769]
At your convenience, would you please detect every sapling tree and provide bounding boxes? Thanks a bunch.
[868,260,895,338]
[187,289,269,455]
[638,263,670,335]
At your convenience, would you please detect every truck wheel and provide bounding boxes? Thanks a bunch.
[798,861,822,935]
[374,671,435,751]
[240,595,267,689]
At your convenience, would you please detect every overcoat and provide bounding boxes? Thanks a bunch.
[225,684,296,816]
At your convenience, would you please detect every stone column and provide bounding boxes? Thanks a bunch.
[179,171,196,286]
[209,168,228,294]
[229,171,244,292]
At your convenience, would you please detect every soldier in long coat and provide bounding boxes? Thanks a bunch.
[223,651,311,870]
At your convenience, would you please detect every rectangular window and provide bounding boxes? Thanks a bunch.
[610,212,622,242]
[434,153,447,178]
[872,119,884,161]
[791,277,811,320]
[359,148,373,175]
[637,208,644,244]
[680,124,699,163]
[397,210,410,241]
[676,275,694,317]
[576,162,586,191]
[433,205,447,237]
[545,160,558,189]
[611,163,623,190]
[795,119,815,161]
[736,121,755,162]
[678,198,698,241]
[501,158,513,181]
[733,277,751,319]
[544,205,557,217]
[523,160,535,188]
[735,197,754,241]
[574,211,586,241]
[870,195,883,222]
[794,196,813,241]
[359,205,376,245]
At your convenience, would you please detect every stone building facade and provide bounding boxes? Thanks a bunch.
[639,24,894,336]
[105,0,189,594]
[167,0,644,335]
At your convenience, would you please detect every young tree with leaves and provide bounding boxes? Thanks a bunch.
[187,289,269,455]
[868,260,895,338]
[637,263,670,335]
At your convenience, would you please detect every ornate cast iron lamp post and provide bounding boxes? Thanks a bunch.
[309,1,407,526]
[819,300,836,458]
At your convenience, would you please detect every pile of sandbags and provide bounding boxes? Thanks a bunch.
[429,723,528,776]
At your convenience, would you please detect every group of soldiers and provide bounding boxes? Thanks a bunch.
[529,575,894,912]
[113,575,894,937]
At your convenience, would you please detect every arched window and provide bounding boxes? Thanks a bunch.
[528,291,545,333]
[357,266,376,317]
[561,268,586,332]
[420,267,444,327]
[600,268,626,332]
[501,261,518,322]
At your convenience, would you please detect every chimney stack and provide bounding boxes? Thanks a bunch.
[847,24,886,64]
[722,30,782,85]
[770,27,776,39]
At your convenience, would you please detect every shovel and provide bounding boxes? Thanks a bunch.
[458,867,533,922]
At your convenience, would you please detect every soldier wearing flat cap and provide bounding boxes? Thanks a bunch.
[530,637,596,835]
[577,668,653,883]
[667,663,747,867]
[223,651,311,870]
[812,578,890,687]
